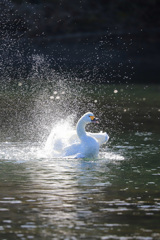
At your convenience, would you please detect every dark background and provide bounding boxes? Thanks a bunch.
[1,0,160,84]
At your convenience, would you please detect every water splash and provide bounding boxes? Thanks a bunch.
[0,142,39,163]
[0,141,124,162]
[0,113,124,162]
[100,151,125,161]
[0,0,134,161]
[44,115,76,158]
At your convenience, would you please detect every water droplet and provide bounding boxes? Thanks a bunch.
[49,96,54,100]
[114,89,118,94]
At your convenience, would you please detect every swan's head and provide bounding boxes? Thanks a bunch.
[81,112,99,124]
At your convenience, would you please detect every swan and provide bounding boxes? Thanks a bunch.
[63,112,109,158]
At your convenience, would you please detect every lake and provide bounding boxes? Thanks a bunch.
[0,83,159,240]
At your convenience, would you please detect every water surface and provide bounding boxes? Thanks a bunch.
[0,84,159,239]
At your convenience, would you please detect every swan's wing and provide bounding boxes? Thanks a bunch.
[45,129,79,153]
[67,130,79,144]
[87,131,109,146]
[63,142,82,157]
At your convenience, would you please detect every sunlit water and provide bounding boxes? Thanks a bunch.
[0,84,160,240]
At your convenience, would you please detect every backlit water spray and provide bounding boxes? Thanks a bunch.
[0,0,136,161]
[0,50,126,161]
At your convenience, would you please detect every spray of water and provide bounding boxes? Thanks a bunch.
[44,116,76,157]
[0,0,135,161]
[0,49,128,161]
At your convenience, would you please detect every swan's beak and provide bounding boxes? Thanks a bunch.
[90,116,99,123]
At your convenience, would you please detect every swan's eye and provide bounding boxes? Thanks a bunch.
[89,116,95,121]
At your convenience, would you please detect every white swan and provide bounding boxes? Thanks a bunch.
[63,112,109,158]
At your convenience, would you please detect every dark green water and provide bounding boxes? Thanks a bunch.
[0,84,159,240]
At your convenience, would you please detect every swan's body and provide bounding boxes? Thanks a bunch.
[63,112,109,158]
[45,112,109,159]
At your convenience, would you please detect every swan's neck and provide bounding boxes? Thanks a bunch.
[76,119,87,140]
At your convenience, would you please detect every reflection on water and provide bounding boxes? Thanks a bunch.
[0,84,160,239]
[0,131,160,240]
